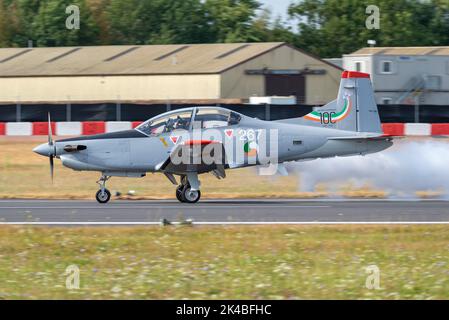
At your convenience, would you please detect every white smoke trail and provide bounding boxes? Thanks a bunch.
[287,139,449,197]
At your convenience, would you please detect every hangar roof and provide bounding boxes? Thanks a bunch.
[0,42,289,77]
[348,46,449,56]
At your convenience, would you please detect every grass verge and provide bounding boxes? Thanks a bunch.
[0,225,448,299]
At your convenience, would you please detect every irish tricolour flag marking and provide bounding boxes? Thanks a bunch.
[304,95,352,123]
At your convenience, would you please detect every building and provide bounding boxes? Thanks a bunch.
[343,47,449,105]
[324,58,343,69]
[0,42,341,108]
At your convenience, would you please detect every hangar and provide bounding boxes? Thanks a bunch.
[0,42,341,106]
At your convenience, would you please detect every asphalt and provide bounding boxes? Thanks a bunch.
[1,199,449,224]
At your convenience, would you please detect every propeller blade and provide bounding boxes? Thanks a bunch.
[48,112,53,146]
[50,155,54,183]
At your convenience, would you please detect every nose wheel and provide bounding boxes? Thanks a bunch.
[96,175,111,204]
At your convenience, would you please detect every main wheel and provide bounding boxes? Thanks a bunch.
[96,189,111,204]
[176,185,185,202]
[182,186,201,203]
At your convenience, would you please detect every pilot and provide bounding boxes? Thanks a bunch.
[174,115,189,130]
[164,117,176,132]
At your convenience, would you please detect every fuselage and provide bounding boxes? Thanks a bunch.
[34,111,392,176]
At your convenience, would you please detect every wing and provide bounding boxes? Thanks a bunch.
[156,140,227,176]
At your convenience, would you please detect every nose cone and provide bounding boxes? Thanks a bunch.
[33,143,52,157]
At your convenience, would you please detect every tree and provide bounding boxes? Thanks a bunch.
[149,0,214,44]
[204,0,262,42]
[32,0,99,46]
[0,0,35,47]
[0,0,11,46]
[289,0,449,57]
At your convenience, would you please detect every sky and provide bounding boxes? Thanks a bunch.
[259,0,296,29]
[260,0,293,20]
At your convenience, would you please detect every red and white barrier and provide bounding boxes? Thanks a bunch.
[6,122,33,136]
[381,123,404,136]
[56,122,82,136]
[431,124,449,136]
[105,121,132,133]
[0,121,449,137]
[404,123,432,136]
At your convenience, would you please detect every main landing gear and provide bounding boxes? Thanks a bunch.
[176,176,201,203]
[96,175,111,204]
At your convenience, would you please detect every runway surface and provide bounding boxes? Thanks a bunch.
[1,199,449,224]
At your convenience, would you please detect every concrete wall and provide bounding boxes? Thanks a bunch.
[0,74,221,103]
[220,45,342,105]
[344,54,449,105]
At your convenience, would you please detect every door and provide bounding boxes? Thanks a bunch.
[265,74,306,103]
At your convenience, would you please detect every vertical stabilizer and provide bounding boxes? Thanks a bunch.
[301,71,382,133]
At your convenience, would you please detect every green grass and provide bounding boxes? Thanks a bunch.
[1,225,449,299]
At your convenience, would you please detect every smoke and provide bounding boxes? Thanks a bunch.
[287,139,449,197]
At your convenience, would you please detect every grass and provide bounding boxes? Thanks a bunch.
[0,138,392,200]
[1,225,449,300]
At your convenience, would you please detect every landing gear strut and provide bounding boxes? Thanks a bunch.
[96,175,111,204]
[176,176,201,203]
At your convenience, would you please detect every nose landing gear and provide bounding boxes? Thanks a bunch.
[176,176,201,203]
[96,175,111,204]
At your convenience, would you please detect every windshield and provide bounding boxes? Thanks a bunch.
[136,109,193,136]
[194,108,241,128]
[136,107,242,136]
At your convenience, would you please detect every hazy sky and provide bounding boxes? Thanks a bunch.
[260,0,294,21]
[259,0,297,30]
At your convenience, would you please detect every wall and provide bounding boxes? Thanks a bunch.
[344,54,449,105]
[221,45,342,105]
[0,74,221,103]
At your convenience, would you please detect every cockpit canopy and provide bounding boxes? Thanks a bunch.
[136,107,242,136]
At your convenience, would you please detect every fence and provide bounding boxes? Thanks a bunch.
[1,103,449,123]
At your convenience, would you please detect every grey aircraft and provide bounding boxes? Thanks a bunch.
[33,71,393,203]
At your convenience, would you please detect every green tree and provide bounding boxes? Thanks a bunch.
[251,9,296,43]
[204,0,262,42]
[289,0,449,57]
[149,0,214,44]
[0,0,34,47]
[0,0,11,46]
[32,0,99,46]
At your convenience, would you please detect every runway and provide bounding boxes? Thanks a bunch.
[1,199,449,225]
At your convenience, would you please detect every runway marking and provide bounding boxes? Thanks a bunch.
[0,198,448,203]
[0,205,330,209]
[1,221,449,225]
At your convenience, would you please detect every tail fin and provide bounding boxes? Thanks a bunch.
[302,71,382,133]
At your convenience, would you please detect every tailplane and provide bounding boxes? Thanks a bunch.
[297,71,382,133]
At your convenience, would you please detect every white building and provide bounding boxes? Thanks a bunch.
[343,47,449,105]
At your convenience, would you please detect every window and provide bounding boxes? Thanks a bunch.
[426,75,441,90]
[381,60,393,74]
[381,98,392,105]
[136,110,193,136]
[229,112,241,125]
[194,108,241,129]
[355,61,363,72]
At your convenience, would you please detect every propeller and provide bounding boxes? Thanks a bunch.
[48,113,55,183]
